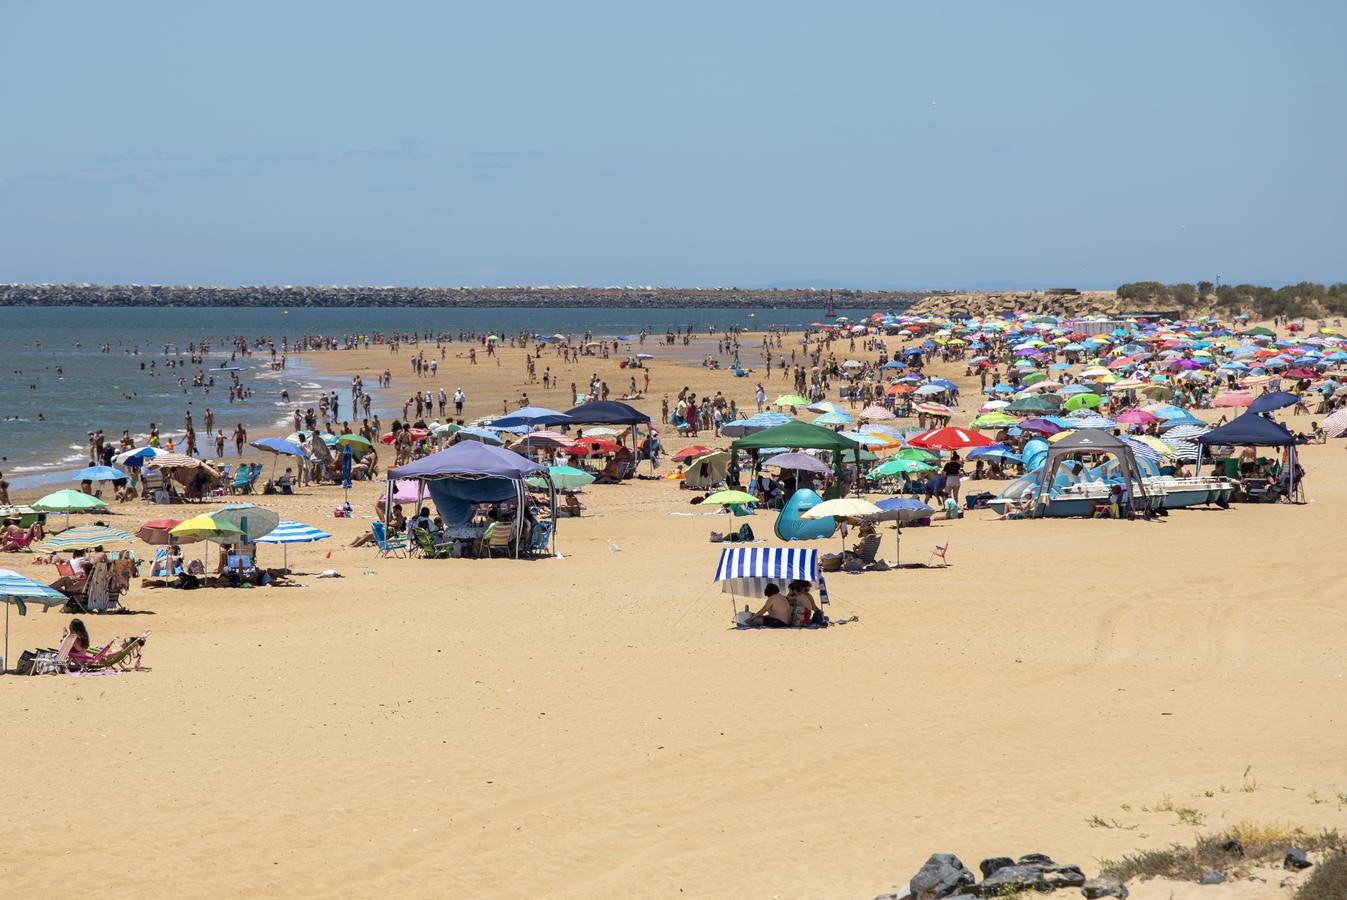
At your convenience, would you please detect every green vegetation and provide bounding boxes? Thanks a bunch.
[1099,823,1342,883]
[1297,851,1347,900]
[1116,281,1347,318]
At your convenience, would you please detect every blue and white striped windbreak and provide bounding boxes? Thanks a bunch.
[253,521,333,544]
[714,546,828,605]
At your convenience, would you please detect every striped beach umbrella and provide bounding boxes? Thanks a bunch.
[41,524,133,552]
[254,520,333,570]
[1,567,69,672]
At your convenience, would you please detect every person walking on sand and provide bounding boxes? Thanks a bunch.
[234,423,247,456]
[453,388,464,416]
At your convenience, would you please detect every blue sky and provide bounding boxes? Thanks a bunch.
[3,1,1344,289]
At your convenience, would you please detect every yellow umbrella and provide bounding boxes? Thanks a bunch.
[170,514,244,543]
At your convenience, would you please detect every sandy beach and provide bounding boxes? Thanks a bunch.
[3,326,1345,899]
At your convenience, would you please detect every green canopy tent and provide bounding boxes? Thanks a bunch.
[730,420,862,498]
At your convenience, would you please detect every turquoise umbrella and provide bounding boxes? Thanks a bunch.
[526,465,595,492]
[1,568,68,673]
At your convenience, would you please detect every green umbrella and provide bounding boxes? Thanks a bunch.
[1063,392,1102,411]
[896,447,938,461]
[971,412,1018,428]
[773,394,809,407]
[210,503,281,542]
[702,490,757,506]
[336,433,373,450]
[1020,371,1047,385]
[32,489,108,513]
[526,465,595,491]
[868,458,936,478]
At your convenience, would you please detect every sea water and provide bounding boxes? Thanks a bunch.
[0,305,852,486]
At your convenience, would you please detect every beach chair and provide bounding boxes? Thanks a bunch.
[140,470,166,501]
[3,525,38,552]
[151,547,185,578]
[71,631,150,672]
[524,520,553,558]
[927,541,951,567]
[413,528,449,559]
[231,468,252,495]
[25,631,78,675]
[483,524,514,558]
[370,521,406,559]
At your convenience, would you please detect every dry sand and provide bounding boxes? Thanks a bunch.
[3,328,1345,899]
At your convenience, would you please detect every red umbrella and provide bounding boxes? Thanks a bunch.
[573,437,621,456]
[908,426,995,451]
[381,428,430,444]
[136,518,191,545]
[1283,368,1317,379]
[671,445,714,461]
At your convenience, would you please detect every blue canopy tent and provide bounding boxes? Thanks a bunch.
[561,401,654,476]
[388,442,556,557]
[1196,412,1300,501]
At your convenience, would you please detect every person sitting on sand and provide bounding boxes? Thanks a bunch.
[49,550,88,596]
[995,488,1035,521]
[747,584,793,628]
[787,580,825,626]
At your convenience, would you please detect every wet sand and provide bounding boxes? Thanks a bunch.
[2,326,1345,899]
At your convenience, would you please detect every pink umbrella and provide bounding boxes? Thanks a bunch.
[378,479,423,504]
[1212,390,1254,408]
[1115,409,1157,425]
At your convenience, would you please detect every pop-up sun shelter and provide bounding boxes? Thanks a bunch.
[1031,429,1150,517]
[387,442,556,557]
[713,546,829,617]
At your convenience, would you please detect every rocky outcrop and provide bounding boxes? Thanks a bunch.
[904,290,1198,320]
[0,283,926,310]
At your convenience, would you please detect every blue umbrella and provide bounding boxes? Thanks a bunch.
[251,437,306,458]
[489,407,573,429]
[254,520,333,570]
[1247,391,1299,415]
[71,465,128,482]
[1,567,68,673]
[456,426,504,445]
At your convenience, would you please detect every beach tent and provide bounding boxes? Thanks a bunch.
[1196,412,1300,498]
[712,546,829,617]
[388,441,556,557]
[731,420,862,497]
[1031,429,1149,516]
[683,450,730,490]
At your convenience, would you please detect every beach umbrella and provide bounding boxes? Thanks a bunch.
[1212,391,1254,408]
[1063,392,1102,411]
[210,503,281,543]
[70,465,128,483]
[861,497,934,565]
[526,465,594,492]
[702,490,757,512]
[971,412,1018,428]
[336,433,373,450]
[250,437,306,458]
[455,427,504,445]
[908,426,995,451]
[254,520,332,570]
[1247,391,1299,414]
[490,407,573,429]
[914,402,955,417]
[802,497,881,519]
[773,394,809,407]
[135,518,189,545]
[811,411,852,427]
[379,480,424,506]
[113,446,161,466]
[572,436,620,456]
[33,489,108,520]
[869,457,936,478]
[672,445,716,462]
[41,524,132,552]
[1115,409,1157,425]
[859,404,894,420]
[1319,406,1347,437]
[0,568,68,674]
[171,514,245,543]
[762,452,832,475]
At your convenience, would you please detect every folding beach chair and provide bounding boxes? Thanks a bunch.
[524,520,553,558]
[231,468,252,495]
[24,631,78,675]
[483,524,514,558]
[413,529,450,559]
[927,541,951,567]
[370,521,406,559]
[71,631,150,673]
